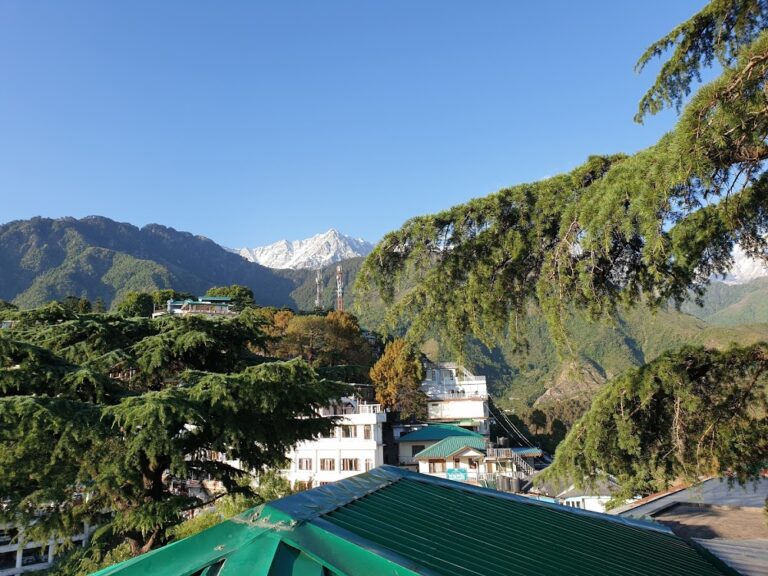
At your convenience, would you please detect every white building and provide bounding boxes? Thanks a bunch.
[283,396,386,490]
[152,296,236,318]
[421,363,491,435]
[0,523,94,576]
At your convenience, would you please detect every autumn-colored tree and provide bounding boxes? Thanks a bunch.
[267,311,374,374]
[369,339,426,420]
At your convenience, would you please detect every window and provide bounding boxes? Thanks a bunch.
[363,425,372,440]
[428,460,446,473]
[0,551,17,571]
[453,458,461,468]
[411,445,425,457]
[341,458,360,471]
[365,458,374,471]
[298,458,312,471]
[341,425,357,438]
[294,481,310,491]
[320,458,335,471]
[319,481,332,486]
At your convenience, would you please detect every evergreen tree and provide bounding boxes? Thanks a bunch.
[0,306,342,560]
[357,0,768,352]
[541,344,768,504]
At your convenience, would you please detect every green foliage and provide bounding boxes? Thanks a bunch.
[264,309,375,376]
[149,289,195,310]
[205,285,255,311]
[60,296,92,314]
[369,339,426,420]
[635,0,768,120]
[0,306,342,560]
[114,291,154,318]
[541,344,768,503]
[0,216,299,310]
[356,0,768,356]
[167,470,292,542]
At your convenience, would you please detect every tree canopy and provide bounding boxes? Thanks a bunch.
[369,339,426,420]
[0,304,343,563]
[262,309,376,376]
[540,343,768,504]
[356,0,768,352]
[205,285,255,311]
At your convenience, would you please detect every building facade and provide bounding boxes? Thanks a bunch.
[0,523,94,576]
[283,396,387,490]
[420,363,491,435]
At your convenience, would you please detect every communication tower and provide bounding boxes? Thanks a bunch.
[314,269,322,310]
[336,265,344,312]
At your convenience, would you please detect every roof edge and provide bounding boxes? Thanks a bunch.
[264,466,406,522]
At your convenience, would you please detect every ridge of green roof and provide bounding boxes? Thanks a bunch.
[398,424,484,442]
[92,466,735,576]
[413,436,487,459]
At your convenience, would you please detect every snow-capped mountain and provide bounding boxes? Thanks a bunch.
[239,229,375,270]
[720,244,768,284]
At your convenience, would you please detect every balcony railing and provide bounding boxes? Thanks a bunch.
[319,403,382,417]
[424,390,488,401]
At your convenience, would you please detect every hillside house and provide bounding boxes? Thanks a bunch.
[420,363,491,434]
[152,296,236,318]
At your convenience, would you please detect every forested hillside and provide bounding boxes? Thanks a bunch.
[0,217,297,309]
[3,215,766,416]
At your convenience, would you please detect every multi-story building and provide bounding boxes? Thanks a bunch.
[0,523,95,576]
[420,362,491,435]
[283,390,387,490]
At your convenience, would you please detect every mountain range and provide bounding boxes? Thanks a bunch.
[238,229,374,270]
[2,215,768,410]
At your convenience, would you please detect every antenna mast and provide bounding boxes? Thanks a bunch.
[314,269,322,311]
[336,265,344,312]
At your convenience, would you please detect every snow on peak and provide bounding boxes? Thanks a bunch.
[239,229,374,270]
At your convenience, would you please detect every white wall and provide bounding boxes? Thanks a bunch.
[285,410,386,488]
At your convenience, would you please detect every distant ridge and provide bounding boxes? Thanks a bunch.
[0,216,297,309]
[239,229,374,270]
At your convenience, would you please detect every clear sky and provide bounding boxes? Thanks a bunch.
[0,1,709,248]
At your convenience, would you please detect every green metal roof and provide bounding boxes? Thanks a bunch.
[92,466,735,576]
[398,424,484,443]
[413,436,487,459]
[511,447,543,458]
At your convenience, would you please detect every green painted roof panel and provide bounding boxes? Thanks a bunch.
[398,424,484,443]
[413,436,487,459]
[93,467,733,576]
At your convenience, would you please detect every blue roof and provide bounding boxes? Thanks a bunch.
[399,424,484,442]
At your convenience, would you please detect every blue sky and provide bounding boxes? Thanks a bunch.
[0,1,708,248]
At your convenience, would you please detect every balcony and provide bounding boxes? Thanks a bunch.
[423,388,488,401]
[319,403,382,417]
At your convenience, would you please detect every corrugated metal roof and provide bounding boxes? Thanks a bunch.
[413,436,487,459]
[93,466,735,576]
[511,447,543,458]
[398,424,484,442]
